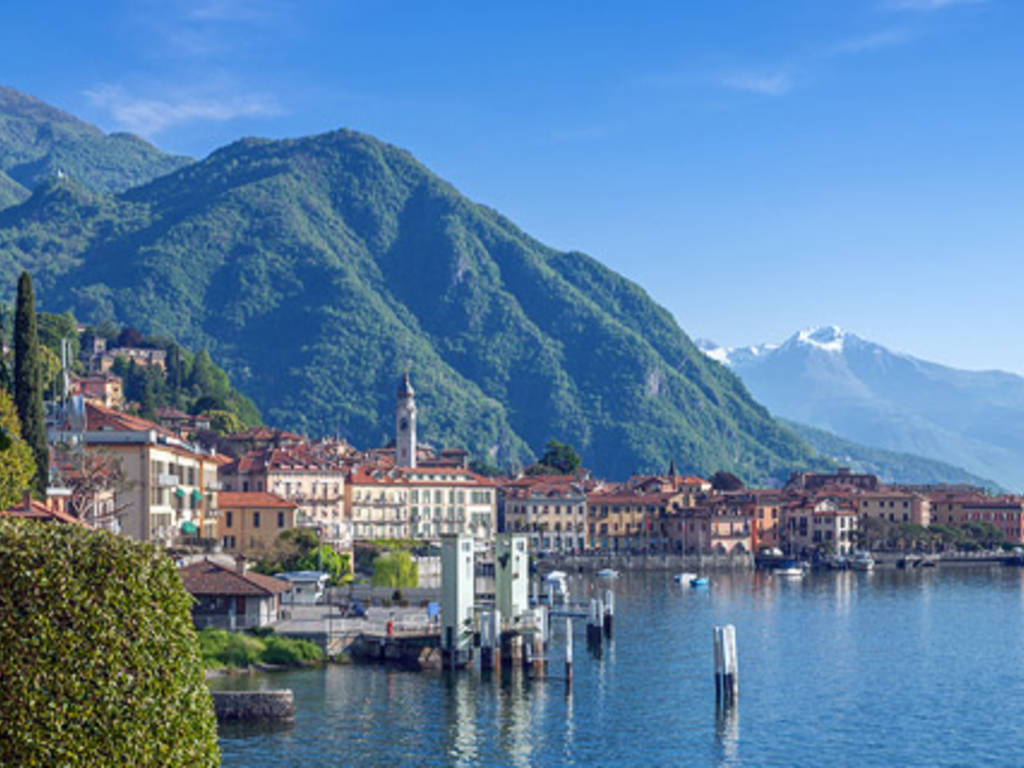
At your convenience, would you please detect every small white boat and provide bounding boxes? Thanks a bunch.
[850,551,875,571]
[596,568,619,580]
[773,560,805,577]
[674,571,698,584]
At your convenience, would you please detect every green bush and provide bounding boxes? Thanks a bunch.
[0,519,219,767]
[198,628,266,668]
[198,628,323,667]
[260,635,324,665]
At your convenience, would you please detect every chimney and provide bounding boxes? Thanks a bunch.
[234,554,247,574]
[22,490,32,512]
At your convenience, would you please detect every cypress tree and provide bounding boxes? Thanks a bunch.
[13,272,48,495]
[0,307,10,395]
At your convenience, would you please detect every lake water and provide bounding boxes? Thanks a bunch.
[214,568,1024,766]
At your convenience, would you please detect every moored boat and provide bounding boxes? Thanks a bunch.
[596,568,619,580]
[850,551,875,571]
[674,571,698,584]
[773,560,805,577]
[690,577,710,588]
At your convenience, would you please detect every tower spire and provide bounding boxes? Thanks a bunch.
[396,370,417,468]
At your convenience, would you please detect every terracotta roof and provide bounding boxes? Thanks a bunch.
[84,401,174,437]
[217,492,296,510]
[0,498,89,526]
[178,560,289,596]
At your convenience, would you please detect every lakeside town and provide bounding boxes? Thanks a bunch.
[6,311,1022,571]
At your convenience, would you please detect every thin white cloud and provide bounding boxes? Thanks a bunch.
[830,28,910,55]
[718,72,793,96]
[884,0,985,11]
[184,0,284,22]
[84,84,281,136]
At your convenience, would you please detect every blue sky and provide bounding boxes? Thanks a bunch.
[4,0,1022,372]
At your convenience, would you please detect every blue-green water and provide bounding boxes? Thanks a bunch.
[214,568,1024,766]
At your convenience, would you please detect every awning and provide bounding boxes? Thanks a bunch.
[181,520,198,534]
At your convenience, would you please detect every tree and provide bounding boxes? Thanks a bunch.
[527,439,582,475]
[166,344,185,392]
[203,409,244,436]
[37,311,80,365]
[710,470,744,491]
[60,449,129,525]
[296,545,350,585]
[139,374,157,422]
[13,272,48,495]
[116,326,144,348]
[371,550,418,588]
[0,307,10,395]
[0,390,36,508]
[251,528,350,584]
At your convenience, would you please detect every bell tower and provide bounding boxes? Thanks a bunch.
[396,371,417,468]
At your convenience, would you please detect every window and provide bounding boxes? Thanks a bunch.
[226,511,233,528]
[253,512,261,528]
[278,512,285,528]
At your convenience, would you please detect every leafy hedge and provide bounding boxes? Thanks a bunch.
[198,627,323,667]
[0,520,219,766]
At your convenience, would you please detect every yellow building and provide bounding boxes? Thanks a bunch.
[502,477,588,553]
[216,491,300,556]
[858,491,931,526]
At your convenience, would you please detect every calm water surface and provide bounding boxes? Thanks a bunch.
[214,568,1024,766]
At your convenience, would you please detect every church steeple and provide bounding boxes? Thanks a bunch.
[396,371,417,468]
[668,458,677,477]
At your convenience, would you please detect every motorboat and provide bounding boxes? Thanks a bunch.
[690,577,710,588]
[850,551,875,571]
[596,568,619,580]
[772,560,805,577]
[674,571,698,584]
[826,554,849,570]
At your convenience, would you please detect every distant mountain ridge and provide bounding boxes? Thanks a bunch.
[699,326,1024,491]
[783,419,1002,492]
[0,85,191,205]
[0,87,830,482]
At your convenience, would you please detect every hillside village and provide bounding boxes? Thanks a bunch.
[3,312,1022,565]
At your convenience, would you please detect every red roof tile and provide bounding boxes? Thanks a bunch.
[217,492,296,510]
[178,560,289,596]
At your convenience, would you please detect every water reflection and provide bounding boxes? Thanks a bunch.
[713,704,740,767]
[217,569,1024,767]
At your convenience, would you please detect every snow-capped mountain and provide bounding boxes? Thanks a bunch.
[699,326,1024,491]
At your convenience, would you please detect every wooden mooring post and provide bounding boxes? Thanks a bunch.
[535,605,547,674]
[713,624,738,705]
[603,589,614,638]
[586,597,602,652]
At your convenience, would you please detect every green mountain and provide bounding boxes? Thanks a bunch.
[784,419,1002,492]
[0,86,190,206]
[0,105,829,481]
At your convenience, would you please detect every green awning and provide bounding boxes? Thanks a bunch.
[181,520,198,534]
[191,489,203,502]
[175,488,185,499]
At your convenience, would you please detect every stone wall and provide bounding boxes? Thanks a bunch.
[211,690,295,723]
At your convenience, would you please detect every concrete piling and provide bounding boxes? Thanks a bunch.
[564,616,573,687]
[713,624,738,705]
